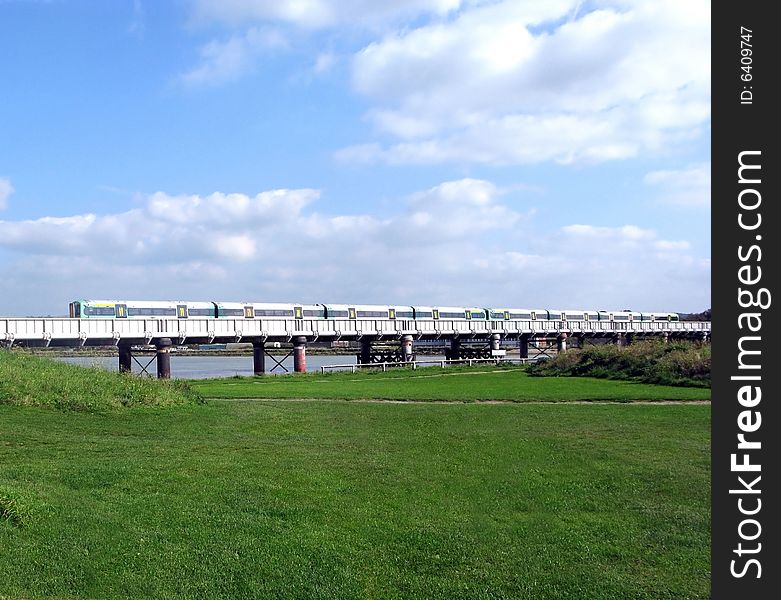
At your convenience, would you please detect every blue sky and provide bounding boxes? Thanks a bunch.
[0,0,710,316]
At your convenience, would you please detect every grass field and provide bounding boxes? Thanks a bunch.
[192,365,711,402]
[0,398,710,599]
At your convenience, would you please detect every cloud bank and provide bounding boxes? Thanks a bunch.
[0,179,709,316]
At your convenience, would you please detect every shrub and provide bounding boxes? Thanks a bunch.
[526,340,710,387]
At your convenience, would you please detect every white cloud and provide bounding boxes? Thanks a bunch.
[0,177,12,210]
[644,162,710,207]
[341,0,710,165]
[0,179,709,315]
[189,0,464,29]
[180,27,288,86]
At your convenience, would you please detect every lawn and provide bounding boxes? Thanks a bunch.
[191,365,711,402]
[0,400,710,599]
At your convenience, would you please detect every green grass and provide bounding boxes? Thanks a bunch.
[0,350,203,411]
[191,364,711,402]
[0,400,709,599]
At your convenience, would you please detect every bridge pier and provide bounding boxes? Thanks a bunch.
[518,334,530,359]
[557,333,568,352]
[401,334,414,362]
[293,336,307,373]
[490,333,501,354]
[252,341,266,375]
[359,339,372,364]
[156,338,172,379]
[118,344,132,374]
[446,338,461,361]
[613,333,627,347]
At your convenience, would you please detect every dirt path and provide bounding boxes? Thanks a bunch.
[209,397,711,405]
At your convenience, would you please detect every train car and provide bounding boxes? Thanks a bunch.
[251,302,325,320]
[650,312,679,322]
[321,304,396,320]
[506,308,547,321]
[561,310,599,322]
[428,306,488,320]
[411,306,435,320]
[70,299,216,319]
[389,305,415,320]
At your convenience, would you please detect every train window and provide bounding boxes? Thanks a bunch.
[357,310,388,318]
[397,311,414,318]
[70,302,80,318]
[439,311,466,319]
[188,308,214,317]
[303,309,324,317]
[83,306,116,316]
[255,309,295,317]
[244,306,254,318]
[510,312,532,319]
[178,305,188,319]
[219,308,245,317]
[127,307,176,317]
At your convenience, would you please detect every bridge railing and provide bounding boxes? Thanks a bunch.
[1,316,711,345]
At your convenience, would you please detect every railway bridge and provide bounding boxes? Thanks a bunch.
[2,316,711,378]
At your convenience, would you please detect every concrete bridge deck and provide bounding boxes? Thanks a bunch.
[2,317,711,378]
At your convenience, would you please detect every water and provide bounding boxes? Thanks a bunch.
[56,353,449,379]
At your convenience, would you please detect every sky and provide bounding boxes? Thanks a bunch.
[0,0,710,317]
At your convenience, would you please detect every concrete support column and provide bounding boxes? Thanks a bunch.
[359,339,372,364]
[401,334,414,362]
[252,341,266,376]
[490,333,501,352]
[518,334,530,359]
[118,344,132,374]
[156,338,172,379]
[448,338,461,360]
[293,336,308,373]
[557,332,568,352]
[614,333,627,347]
[625,333,633,346]
[661,332,669,344]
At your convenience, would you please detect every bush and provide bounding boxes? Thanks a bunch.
[526,340,710,387]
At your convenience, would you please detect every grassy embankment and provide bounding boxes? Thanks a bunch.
[0,350,203,411]
[527,340,710,387]
[1,350,710,598]
[191,364,710,402]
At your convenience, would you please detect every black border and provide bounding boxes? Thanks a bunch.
[712,3,779,597]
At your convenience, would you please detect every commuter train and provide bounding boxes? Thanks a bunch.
[68,300,679,322]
